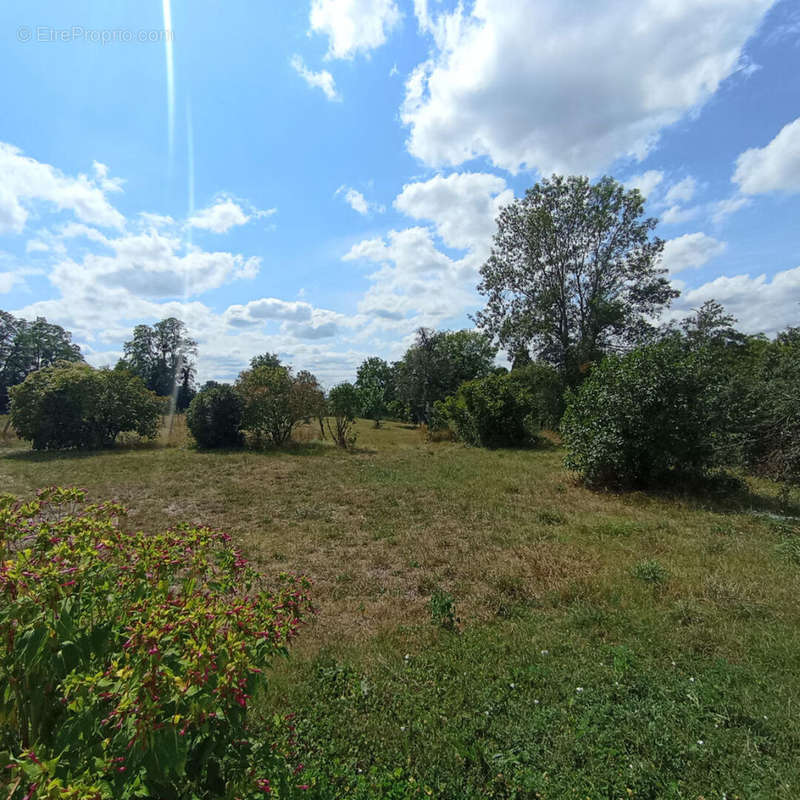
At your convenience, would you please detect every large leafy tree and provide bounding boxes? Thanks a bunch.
[394,328,497,424]
[118,318,197,408]
[476,175,677,384]
[0,312,83,412]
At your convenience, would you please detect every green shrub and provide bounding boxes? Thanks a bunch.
[236,365,323,447]
[435,371,538,448]
[561,337,721,487]
[9,363,161,450]
[186,383,243,448]
[0,487,313,798]
[326,382,359,449]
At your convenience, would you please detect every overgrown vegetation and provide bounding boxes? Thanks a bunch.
[0,487,313,798]
[9,362,162,450]
[1,423,799,798]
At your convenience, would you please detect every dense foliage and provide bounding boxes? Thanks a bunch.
[116,318,197,411]
[393,329,497,424]
[435,372,538,448]
[0,311,83,413]
[561,336,722,487]
[186,383,243,448]
[354,357,395,427]
[728,328,800,486]
[237,365,325,447]
[9,363,162,450]
[476,175,676,383]
[0,487,313,799]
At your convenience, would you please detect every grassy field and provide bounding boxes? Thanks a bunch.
[2,416,800,798]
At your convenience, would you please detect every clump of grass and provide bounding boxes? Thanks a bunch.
[535,508,566,525]
[429,588,457,630]
[632,559,670,584]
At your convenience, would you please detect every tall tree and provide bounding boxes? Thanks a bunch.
[476,175,676,383]
[394,328,497,423]
[118,318,197,403]
[0,312,83,412]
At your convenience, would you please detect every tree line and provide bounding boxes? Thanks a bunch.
[3,173,797,489]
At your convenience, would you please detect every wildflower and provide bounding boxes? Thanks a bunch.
[576,687,584,693]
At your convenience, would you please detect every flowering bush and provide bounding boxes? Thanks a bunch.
[0,488,313,799]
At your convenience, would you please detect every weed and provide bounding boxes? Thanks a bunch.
[632,558,670,584]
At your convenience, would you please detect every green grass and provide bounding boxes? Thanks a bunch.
[2,416,800,797]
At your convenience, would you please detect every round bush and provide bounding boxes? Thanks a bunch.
[437,372,538,448]
[186,383,243,448]
[561,337,720,487]
[9,363,161,450]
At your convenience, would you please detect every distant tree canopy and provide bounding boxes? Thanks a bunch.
[116,318,197,410]
[476,175,676,384]
[250,352,283,370]
[1,311,83,413]
[394,328,497,424]
[355,357,396,426]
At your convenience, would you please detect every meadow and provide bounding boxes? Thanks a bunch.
[2,416,800,798]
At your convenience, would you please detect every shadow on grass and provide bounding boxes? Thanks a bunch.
[581,468,800,518]
[1,438,333,463]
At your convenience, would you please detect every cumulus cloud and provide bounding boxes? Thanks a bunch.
[345,172,514,325]
[402,0,773,174]
[290,55,340,101]
[224,298,314,327]
[733,116,800,194]
[674,264,800,336]
[394,172,513,251]
[0,271,24,294]
[0,142,125,234]
[310,0,401,59]
[189,199,248,233]
[49,228,261,299]
[335,185,384,215]
[661,233,726,275]
[664,176,698,206]
[625,170,664,199]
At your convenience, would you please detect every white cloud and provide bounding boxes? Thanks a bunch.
[224,298,314,326]
[661,204,701,225]
[49,227,261,299]
[0,271,24,294]
[394,172,513,251]
[187,198,275,234]
[335,185,384,215]
[290,55,340,101]
[625,170,664,199]
[0,142,125,234]
[664,176,697,206]
[674,264,800,336]
[310,0,401,59]
[345,172,513,325]
[733,117,800,194]
[661,233,726,275]
[402,0,773,174]
[710,194,751,223]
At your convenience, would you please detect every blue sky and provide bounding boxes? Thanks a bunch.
[1,0,799,384]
